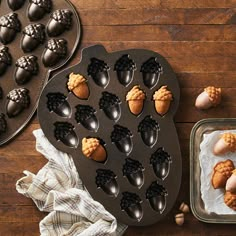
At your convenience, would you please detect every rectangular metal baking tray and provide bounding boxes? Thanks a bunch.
[190,118,236,223]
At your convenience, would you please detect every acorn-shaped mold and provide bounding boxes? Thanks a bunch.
[146,182,168,213]
[46,93,71,118]
[123,158,144,187]
[138,116,159,147]
[42,38,67,67]
[47,9,73,37]
[111,125,133,154]
[141,57,163,89]
[28,0,52,21]
[0,87,3,99]
[54,122,78,148]
[22,24,45,52]
[67,73,90,100]
[82,137,107,163]
[0,113,7,135]
[195,86,221,110]
[8,0,26,11]
[75,105,98,132]
[150,148,171,179]
[0,46,11,76]
[99,91,121,121]
[96,169,119,197]
[87,58,110,88]
[153,86,173,116]
[114,54,136,86]
[15,55,39,85]
[120,192,143,221]
[6,88,30,118]
[126,85,146,116]
[0,13,21,44]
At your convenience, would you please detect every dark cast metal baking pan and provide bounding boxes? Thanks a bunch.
[0,0,81,145]
[38,44,182,226]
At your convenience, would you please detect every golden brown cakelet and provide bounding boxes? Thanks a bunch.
[153,85,173,116]
[224,191,236,211]
[213,133,236,156]
[82,137,106,162]
[126,85,145,115]
[67,73,89,99]
[195,86,221,110]
[211,159,235,189]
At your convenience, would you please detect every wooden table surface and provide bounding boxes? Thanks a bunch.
[1,0,236,235]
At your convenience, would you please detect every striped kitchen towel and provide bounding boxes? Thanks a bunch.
[16,129,127,236]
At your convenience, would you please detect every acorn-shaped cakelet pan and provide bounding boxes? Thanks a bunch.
[0,0,81,145]
[38,45,182,226]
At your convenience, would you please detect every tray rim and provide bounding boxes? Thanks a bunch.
[190,118,236,224]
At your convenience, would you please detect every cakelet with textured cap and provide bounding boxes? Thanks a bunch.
[67,73,89,99]
[224,191,236,211]
[82,137,107,163]
[213,133,236,156]
[211,159,234,189]
[126,85,145,115]
[195,86,221,110]
[153,85,173,116]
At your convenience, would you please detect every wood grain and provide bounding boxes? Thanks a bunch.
[1,0,236,235]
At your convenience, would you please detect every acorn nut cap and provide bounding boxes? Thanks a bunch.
[175,213,184,226]
[179,202,190,213]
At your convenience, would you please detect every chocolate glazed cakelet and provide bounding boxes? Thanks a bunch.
[42,38,67,67]
[21,24,45,52]
[28,0,52,21]
[0,46,12,76]
[7,0,26,11]
[47,9,73,37]
[37,45,181,226]
[6,88,30,118]
[0,13,21,44]
[15,55,39,85]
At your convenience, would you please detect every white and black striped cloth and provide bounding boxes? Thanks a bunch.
[16,129,127,236]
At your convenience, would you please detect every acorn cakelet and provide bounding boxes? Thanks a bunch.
[195,86,221,110]
[226,169,236,193]
[67,73,89,99]
[0,13,21,44]
[211,159,235,189]
[82,137,106,162]
[224,191,236,211]
[0,46,11,76]
[153,86,173,116]
[28,0,52,21]
[213,133,236,156]
[6,88,30,117]
[47,9,73,37]
[126,85,145,115]
[22,23,45,52]
[175,213,184,226]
